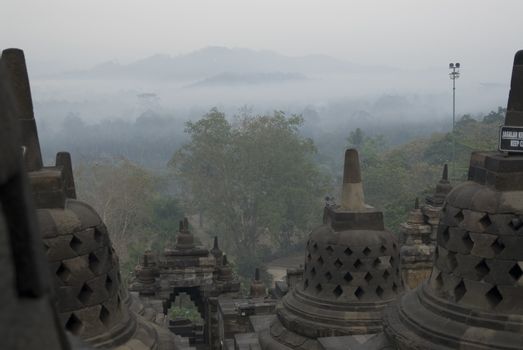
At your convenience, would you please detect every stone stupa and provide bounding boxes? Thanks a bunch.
[384,49,523,350]
[0,46,75,350]
[259,149,402,349]
[2,47,189,350]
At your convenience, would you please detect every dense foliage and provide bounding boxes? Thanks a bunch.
[72,106,505,286]
[75,158,184,277]
[169,108,330,278]
[348,107,505,230]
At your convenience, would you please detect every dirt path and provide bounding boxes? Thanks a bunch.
[266,253,303,281]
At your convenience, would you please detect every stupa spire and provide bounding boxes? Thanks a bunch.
[505,50,523,126]
[340,149,365,210]
[1,48,42,171]
[442,163,448,181]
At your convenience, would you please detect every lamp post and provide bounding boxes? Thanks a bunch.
[449,62,460,179]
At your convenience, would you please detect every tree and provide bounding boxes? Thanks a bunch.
[148,195,185,252]
[75,158,185,278]
[75,158,155,260]
[347,128,365,149]
[348,108,505,232]
[482,107,505,124]
[170,109,329,277]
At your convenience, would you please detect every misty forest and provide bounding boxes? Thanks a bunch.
[33,49,507,285]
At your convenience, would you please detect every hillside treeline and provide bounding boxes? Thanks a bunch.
[69,107,505,283]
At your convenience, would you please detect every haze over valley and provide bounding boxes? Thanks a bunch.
[3,0,522,287]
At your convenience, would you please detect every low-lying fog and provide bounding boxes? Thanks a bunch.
[29,47,511,170]
[31,47,509,129]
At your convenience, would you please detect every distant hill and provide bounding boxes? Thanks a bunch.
[186,72,307,88]
[60,46,396,81]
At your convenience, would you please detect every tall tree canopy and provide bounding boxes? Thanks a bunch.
[170,108,329,276]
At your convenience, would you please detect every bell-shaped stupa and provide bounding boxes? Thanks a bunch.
[1,48,188,350]
[259,149,401,349]
[384,50,523,350]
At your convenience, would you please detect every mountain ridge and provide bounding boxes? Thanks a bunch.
[59,46,398,81]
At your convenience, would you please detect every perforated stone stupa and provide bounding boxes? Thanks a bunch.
[384,50,523,350]
[2,47,189,350]
[0,48,73,350]
[258,149,402,349]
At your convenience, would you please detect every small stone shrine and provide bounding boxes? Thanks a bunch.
[399,165,452,290]
[424,164,453,242]
[130,224,241,349]
[399,198,433,289]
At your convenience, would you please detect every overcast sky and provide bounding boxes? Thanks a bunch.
[2,0,523,78]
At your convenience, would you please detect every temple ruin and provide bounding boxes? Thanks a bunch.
[129,219,241,349]
[1,46,523,350]
[399,165,451,290]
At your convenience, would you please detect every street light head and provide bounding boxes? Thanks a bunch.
[456,63,460,68]
[449,63,454,68]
